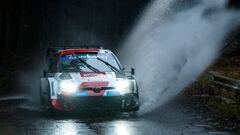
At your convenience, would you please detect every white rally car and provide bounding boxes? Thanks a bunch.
[40,47,139,112]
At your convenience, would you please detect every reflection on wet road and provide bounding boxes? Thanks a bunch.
[0,96,235,135]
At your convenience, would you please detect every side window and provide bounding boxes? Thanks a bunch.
[111,53,122,70]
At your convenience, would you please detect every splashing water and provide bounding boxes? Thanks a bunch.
[118,0,240,114]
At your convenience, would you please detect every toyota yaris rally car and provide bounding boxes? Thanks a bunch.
[40,47,139,112]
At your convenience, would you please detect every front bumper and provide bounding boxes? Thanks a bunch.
[51,94,139,112]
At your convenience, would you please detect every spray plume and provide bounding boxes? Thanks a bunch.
[118,0,240,114]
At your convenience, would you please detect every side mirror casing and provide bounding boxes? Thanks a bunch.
[43,69,47,77]
[131,68,135,75]
[122,67,135,76]
[43,70,55,77]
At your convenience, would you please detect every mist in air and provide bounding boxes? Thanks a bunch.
[118,0,240,114]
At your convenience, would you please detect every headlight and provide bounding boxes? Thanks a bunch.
[116,80,131,95]
[60,81,78,93]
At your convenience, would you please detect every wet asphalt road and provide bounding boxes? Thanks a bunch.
[0,96,237,135]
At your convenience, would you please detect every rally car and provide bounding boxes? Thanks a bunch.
[40,46,139,112]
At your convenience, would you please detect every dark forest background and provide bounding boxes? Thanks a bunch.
[0,0,149,95]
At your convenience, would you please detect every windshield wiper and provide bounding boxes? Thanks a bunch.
[97,58,122,74]
[73,54,101,72]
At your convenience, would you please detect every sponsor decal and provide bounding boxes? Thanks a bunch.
[51,81,55,96]
[80,82,109,88]
[61,54,109,62]
[80,72,113,82]
[80,72,106,77]
[48,78,57,99]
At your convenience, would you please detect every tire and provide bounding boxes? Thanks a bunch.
[130,105,139,112]
[40,78,51,111]
[123,94,139,112]
[131,83,140,112]
[129,94,140,112]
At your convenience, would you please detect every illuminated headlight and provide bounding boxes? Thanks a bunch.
[60,81,78,94]
[116,80,131,95]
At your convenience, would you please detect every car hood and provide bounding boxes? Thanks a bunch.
[57,72,118,88]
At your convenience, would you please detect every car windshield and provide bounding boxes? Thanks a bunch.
[59,53,121,72]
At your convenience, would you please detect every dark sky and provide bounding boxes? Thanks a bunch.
[1,0,149,71]
[46,0,149,49]
[0,0,149,54]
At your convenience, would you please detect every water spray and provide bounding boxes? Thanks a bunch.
[118,0,240,114]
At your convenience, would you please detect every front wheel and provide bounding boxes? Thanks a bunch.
[123,94,140,112]
[40,78,51,112]
[129,94,140,111]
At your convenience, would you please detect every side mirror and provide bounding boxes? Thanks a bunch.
[43,69,55,77]
[131,68,135,75]
[122,67,135,76]
[43,69,47,77]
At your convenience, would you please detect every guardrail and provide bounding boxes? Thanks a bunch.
[208,71,240,93]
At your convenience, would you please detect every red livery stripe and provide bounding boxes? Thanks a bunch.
[59,49,99,56]
[51,99,63,111]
